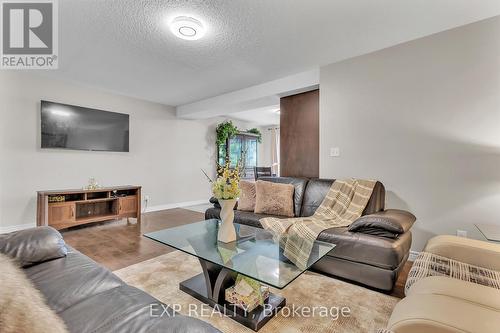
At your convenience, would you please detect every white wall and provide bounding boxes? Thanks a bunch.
[0,72,217,230]
[320,16,500,252]
[258,127,274,168]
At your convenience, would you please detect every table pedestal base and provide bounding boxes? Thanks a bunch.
[179,259,286,331]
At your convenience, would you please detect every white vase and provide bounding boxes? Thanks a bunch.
[218,198,237,243]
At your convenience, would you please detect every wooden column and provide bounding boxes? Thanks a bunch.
[280,89,319,178]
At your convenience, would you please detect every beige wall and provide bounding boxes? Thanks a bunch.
[320,16,500,251]
[0,72,217,230]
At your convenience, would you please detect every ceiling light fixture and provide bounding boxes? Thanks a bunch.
[170,16,205,40]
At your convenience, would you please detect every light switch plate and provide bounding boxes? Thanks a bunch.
[456,230,468,238]
[330,147,340,157]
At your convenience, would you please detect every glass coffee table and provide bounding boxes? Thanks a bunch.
[145,219,335,331]
[475,223,500,243]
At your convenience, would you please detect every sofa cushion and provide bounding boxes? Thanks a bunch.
[300,179,334,217]
[59,284,217,333]
[301,179,386,217]
[364,181,386,215]
[387,293,500,333]
[254,180,295,217]
[405,251,500,295]
[0,226,67,267]
[257,177,308,217]
[236,180,256,212]
[0,253,68,333]
[407,276,500,310]
[24,247,124,313]
[318,227,412,270]
[312,253,408,291]
[24,247,219,333]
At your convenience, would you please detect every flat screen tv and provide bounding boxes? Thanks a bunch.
[41,101,129,152]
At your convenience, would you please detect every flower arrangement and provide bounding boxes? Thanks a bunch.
[211,162,241,200]
[201,161,242,243]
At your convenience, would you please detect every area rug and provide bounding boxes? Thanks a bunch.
[114,251,397,333]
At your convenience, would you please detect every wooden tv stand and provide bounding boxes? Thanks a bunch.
[37,186,141,230]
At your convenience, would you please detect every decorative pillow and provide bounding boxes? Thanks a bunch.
[237,180,256,212]
[0,253,69,333]
[348,210,416,235]
[0,226,67,267]
[254,180,295,217]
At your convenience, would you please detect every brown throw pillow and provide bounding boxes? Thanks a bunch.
[237,180,256,212]
[255,180,295,217]
[0,253,68,333]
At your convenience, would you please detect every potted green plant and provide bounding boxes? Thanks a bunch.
[246,128,262,143]
[216,121,239,163]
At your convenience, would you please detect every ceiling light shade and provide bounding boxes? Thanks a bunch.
[170,16,205,40]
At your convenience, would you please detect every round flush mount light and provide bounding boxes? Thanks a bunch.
[170,16,205,40]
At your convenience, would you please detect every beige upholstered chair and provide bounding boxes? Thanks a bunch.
[424,235,500,270]
[385,235,500,333]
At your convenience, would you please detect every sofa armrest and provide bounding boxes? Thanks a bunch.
[424,235,500,271]
[209,196,221,209]
[209,197,238,210]
[388,293,500,333]
[348,209,416,238]
[0,226,67,267]
[407,276,500,311]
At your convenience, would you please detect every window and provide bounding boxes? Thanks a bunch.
[218,133,259,179]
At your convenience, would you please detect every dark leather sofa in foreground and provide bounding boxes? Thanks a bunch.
[0,227,219,333]
[206,177,416,291]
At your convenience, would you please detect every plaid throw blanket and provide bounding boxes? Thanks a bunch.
[260,178,376,270]
[405,251,500,295]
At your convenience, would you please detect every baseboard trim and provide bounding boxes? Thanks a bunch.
[0,223,36,234]
[409,250,420,262]
[145,199,208,213]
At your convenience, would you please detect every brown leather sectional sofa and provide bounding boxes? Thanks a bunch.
[205,177,416,291]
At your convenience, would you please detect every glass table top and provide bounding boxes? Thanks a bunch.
[144,219,335,289]
[475,223,500,243]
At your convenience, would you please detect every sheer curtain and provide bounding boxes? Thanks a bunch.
[270,127,280,176]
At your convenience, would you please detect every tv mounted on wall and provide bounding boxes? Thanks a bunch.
[41,101,130,152]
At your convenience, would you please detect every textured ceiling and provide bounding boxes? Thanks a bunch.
[41,0,500,106]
